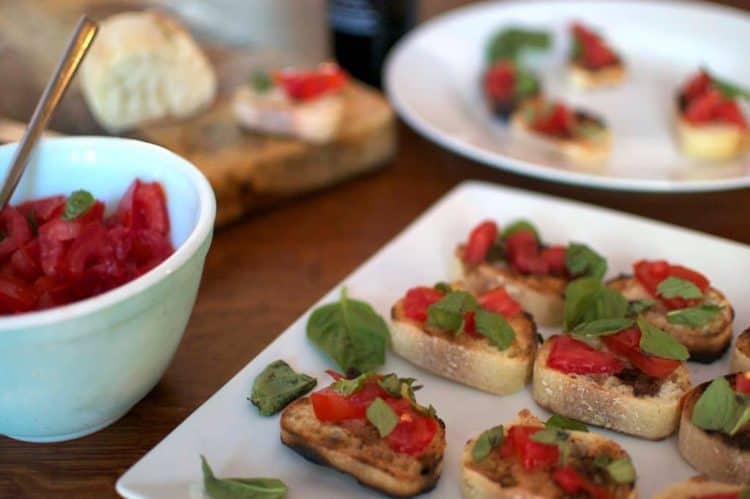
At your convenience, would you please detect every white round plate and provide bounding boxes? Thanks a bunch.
[385,0,750,192]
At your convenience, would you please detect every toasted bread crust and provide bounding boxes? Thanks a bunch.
[675,112,749,161]
[454,250,566,327]
[568,61,626,89]
[653,476,743,499]
[280,397,445,497]
[678,377,750,484]
[730,327,750,372]
[532,337,691,439]
[390,299,537,395]
[460,410,636,499]
[607,275,734,362]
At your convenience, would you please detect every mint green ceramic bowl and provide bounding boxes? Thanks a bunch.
[0,137,215,442]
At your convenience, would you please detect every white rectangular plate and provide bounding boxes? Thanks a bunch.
[117,181,749,498]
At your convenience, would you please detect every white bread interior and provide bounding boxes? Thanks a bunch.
[567,61,626,90]
[653,476,743,499]
[730,327,750,372]
[675,112,748,162]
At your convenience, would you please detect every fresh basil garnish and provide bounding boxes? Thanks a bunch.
[433,282,453,294]
[331,372,371,396]
[627,299,655,316]
[566,243,607,280]
[571,37,583,60]
[377,373,419,398]
[427,290,478,332]
[593,455,636,484]
[249,360,317,416]
[201,455,287,499]
[530,428,570,464]
[472,425,504,462]
[711,73,750,101]
[366,397,399,437]
[474,309,516,350]
[564,277,628,330]
[513,67,540,100]
[250,70,273,93]
[500,219,540,242]
[571,318,633,338]
[306,288,388,373]
[656,276,702,300]
[637,317,689,361]
[692,377,750,436]
[487,28,551,63]
[546,414,588,432]
[666,304,722,327]
[63,190,95,220]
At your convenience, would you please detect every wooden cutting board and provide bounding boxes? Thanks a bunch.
[0,0,396,227]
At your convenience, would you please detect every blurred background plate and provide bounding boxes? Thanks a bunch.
[385,0,750,192]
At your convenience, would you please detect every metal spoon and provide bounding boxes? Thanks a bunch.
[0,16,98,209]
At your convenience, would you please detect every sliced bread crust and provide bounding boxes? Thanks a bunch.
[730,327,750,372]
[532,336,691,439]
[653,476,743,499]
[675,112,748,162]
[280,397,445,497]
[567,61,626,89]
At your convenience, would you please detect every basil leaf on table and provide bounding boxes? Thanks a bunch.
[656,276,703,299]
[500,219,540,241]
[249,360,317,416]
[564,278,628,330]
[474,309,516,350]
[571,318,634,338]
[546,415,588,432]
[63,190,95,220]
[427,290,478,332]
[637,317,689,361]
[487,28,551,63]
[306,288,388,373]
[366,397,399,437]
[201,455,287,499]
[666,305,722,327]
[472,425,504,462]
[565,243,607,280]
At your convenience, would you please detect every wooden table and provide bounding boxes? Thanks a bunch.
[3,2,750,497]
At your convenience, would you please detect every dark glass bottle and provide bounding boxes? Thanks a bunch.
[328,0,417,88]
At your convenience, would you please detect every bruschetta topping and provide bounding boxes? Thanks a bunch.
[483,60,541,119]
[520,101,608,141]
[601,326,682,378]
[678,70,748,129]
[570,22,619,71]
[547,335,625,375]
[691,375,750,441]
[252,63,347,102]
[634,259,711,310]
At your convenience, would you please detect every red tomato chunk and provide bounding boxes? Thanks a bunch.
[500,425,559,471]
[547,336,624,375]
[0,180,174,315]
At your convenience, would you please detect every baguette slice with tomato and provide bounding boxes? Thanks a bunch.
[280,372,445,497]
[607,259,734,363]
[461,409,636,499]
[731,327,750,372]
[390,283,538,395]
[654,477,747,499]
[567,22,625,90]
[532,330,691,439]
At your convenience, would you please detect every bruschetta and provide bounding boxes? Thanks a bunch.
[567,22,625,89]
[607,259,733,362]
[461,409,637,498]
[483,60,542,121]
[232,62,347,143]
[675,69,749,161]
[511,99,612,165]
[678,372,750,484]
[533,318,692,439]
[654,476,748,499]
[731,327,750,372]
[455,219,607,326]
[390,283,537,395]
[280,371,445,497]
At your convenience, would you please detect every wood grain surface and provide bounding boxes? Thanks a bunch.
[2,1,750,498]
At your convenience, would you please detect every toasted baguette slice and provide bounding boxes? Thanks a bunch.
[532,336,691,439]
[461,409,636,499]
[568,61,626,90]
[676,113,749,162]
[678,375,750,484]
[654,476,744,499]
[453,249,566,327]
[731,327,750,372]
[280,397,445,497]
[607,275,734,362]
[390,296,538,395]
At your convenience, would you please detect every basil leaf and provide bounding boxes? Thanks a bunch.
[530,428,570,464]
[427,291,478,332]
[472,425,504,462]
[513,68,540,100]
[546,415,588,432]
[500,219,540,242]
[63,190,95,220]
[201,455,287,499]
[474,309,516,350]
[306,288,388,373]
[656,276,703,299]
[637,317,689,361]
[571,318,633,338]
[249,360,317,416]
[602,458,636,484]
[711,73,750,101]
[377,373,418,398]
[627,299,655,316]
[571,37,583,60]
[692,377,737,432]
[566,243,607,280]
[398,382,436,418]
[366,397,399,437]
[564,278,628,330]
[434,282,452,294]
[487,28,551,63]
[727,403,750,436]
[666,305,722,327]
[250,70,273,93]
[331,372,371,396]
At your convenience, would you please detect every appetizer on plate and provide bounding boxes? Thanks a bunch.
[233,62,348,143]
[511,99,612,165]
[533,317,691,439]
[390,283,537,395]
[280,371,445,497]
[568,22,625,89]
[675,69,749,161]
[731,327,750,372]
[654,476,749,499]
[461,409,636,498]
[455,219,607,326]
[678,372,750,484]
[607,259,733,362]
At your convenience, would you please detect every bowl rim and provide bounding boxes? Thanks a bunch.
[0,136,216,331]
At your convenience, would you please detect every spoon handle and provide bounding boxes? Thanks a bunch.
[0,16,98,209]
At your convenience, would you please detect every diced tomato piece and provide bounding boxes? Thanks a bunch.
[463,310,481,339]
[478,287,521,318]
[553,465,610,499]
[501,425,559,471]
[403,286,445,323]
[130,229,174,275]
[0,273,37,313]
[685,88,724,123]
[717,101,748,128]
[0,207,33,260]
[484,61,516,103]
[310,388,363,422]
[10,240,41,281]
[463,220,499,265]
[530,103,574,137]
[683,71,711,101]
[16,195,66,225]
[601,327,681,378]
[633,259,709,310]
[325,370,345,381]
[118,181,170,235]
[541,245,567,276]
[696,494,739,499]
[384,398,439,456]
[547,335,625,375]
[33,276,70,310]
[65,223,114,279]
[735,371,750,395]
[505,230,549,274]
[571,22,617,70]
[274,63,347,101]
